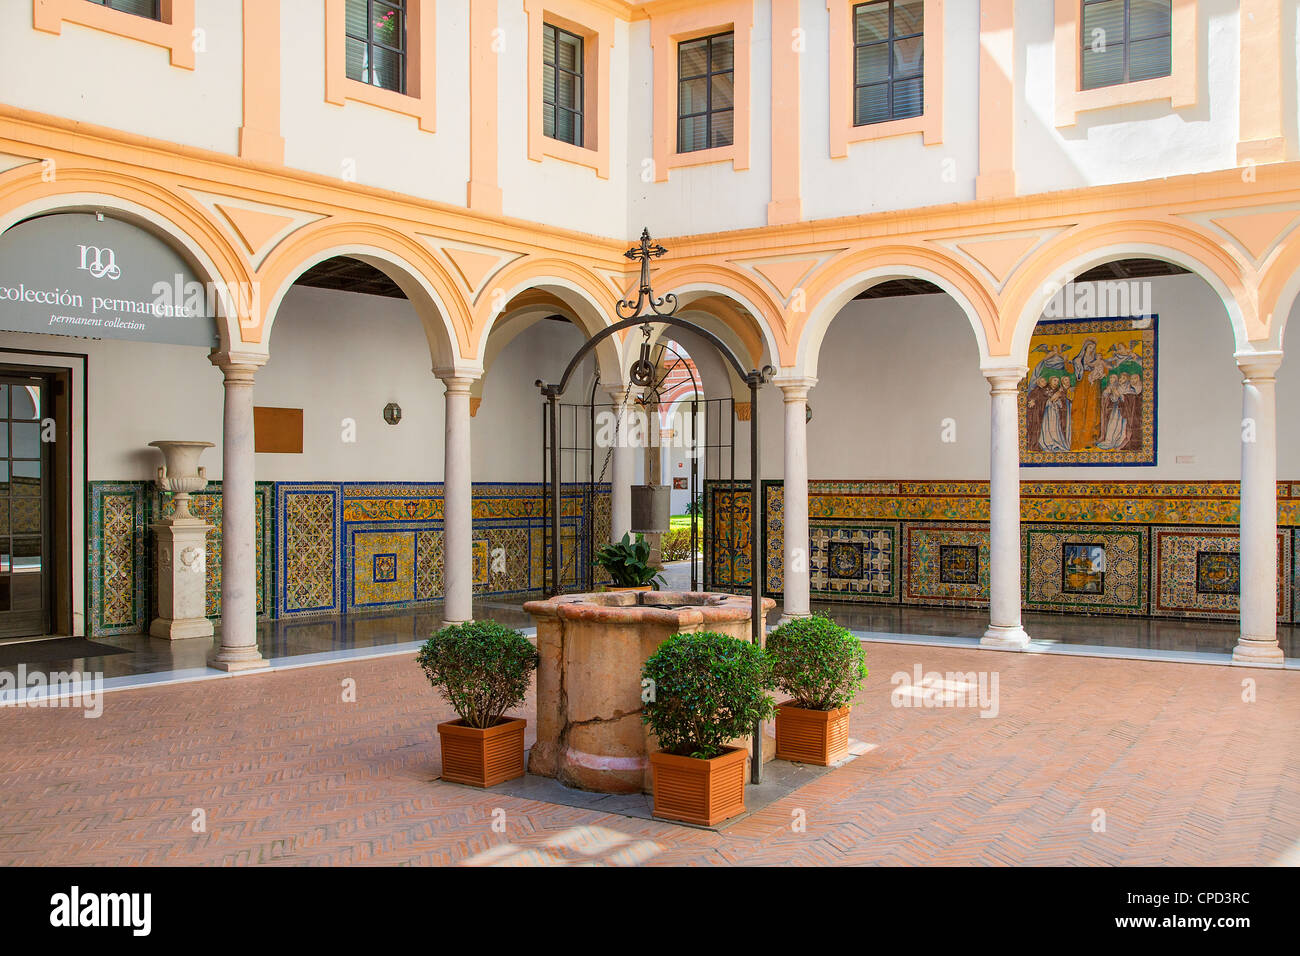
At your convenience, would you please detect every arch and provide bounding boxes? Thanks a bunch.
[476,257,626,387]
[259,220,468,373]
[795,245,997,378]
[645,263,784,369]
[1002,219,1255,365]
[0,166,251,350]
[647,310,752,403]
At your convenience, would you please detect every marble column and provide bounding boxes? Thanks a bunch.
[981,366,1031,650]
[441,374,475,624]
[604,386,634,542]
[208,351,269,672]
[777,377,815,621]
[1234,351,1285,665]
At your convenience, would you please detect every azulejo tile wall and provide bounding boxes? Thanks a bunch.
[89,480,608,633]
[89,481,273,637]
[275,481,607,618]
[704,479,1299,623]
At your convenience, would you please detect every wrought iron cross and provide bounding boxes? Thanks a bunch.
[616,228,678,320]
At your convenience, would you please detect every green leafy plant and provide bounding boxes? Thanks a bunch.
[594,532,665,588]
[416,621,539,728]
[660,527,695,561]
[767,614,868,711]
[641,631,776,759]
[685,495,703,518]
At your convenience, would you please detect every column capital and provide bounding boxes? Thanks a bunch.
[208,349,266,383]
[982,365,1028,393]
[774,375,817,402]
[1235,350,1284,381]
[434,366,483,388]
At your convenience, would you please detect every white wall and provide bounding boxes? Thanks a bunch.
[1016,0,1240,195]
[499,7,632,236]
[279,0,471,208]
[0,0,243,155]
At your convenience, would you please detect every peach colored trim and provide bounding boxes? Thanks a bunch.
[524,0,615,179]
[1054,0,1196,127]
[826,0,943,158]
[1001,218,1258,346]
[324,0,436,133]
[1237,0,1288,165]
[239,0,284,165]
[767,0,801,224]
[259,218,472,359]
[976,0,1015,200]
[467,0,502,213]
[649,0,753,182]
[32,0,196,69]
[9,103,1300,361]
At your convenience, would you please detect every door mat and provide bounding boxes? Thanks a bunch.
[0,638,132,667]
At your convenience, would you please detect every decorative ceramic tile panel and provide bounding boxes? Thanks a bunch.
[88,482,147,636]
[90,481,273,636]
[347,527,416,608]
[809,523,900,603]
[1152,526,1291,621]
[1023,524,1148,615]
[902,523,990,606]
[276,483,342,616]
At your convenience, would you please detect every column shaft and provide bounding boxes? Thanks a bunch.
[981,368,1030,649]
[442,376,474,624]
[208,354,268,672]
[1235,352,1284,665]
[778,378,814,620]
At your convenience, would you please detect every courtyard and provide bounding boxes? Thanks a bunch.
[2,638,1295,867]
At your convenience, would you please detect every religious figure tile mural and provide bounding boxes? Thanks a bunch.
[1020,317,1157,466]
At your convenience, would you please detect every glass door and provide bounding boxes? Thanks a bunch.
[0,375,50,638]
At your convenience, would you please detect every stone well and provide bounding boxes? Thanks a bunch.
[523,590,776,794]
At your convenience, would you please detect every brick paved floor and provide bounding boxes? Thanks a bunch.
[1,643,1297,866]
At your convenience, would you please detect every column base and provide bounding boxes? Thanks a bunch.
[980,624,1030,650]
[150,617,214,641]
[1231,637,1286,667]
[208,648,271,673]
[775,612,811,627]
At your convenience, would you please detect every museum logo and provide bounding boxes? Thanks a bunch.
[77,243,121,281]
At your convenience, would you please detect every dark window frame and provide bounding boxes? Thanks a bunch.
[1079,0,1173,91]
[852,0,925,128]
[676,30,735,154]
[85,0,162,20]
[543,22,586,148]
[344,0,408,95]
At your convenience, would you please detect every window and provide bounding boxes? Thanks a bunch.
[1080,0,1171,90]
[543,23,584,147]
[677,31,734,153]
[852,0,923,127]
[344,0,407,94]
[85,0,159,19]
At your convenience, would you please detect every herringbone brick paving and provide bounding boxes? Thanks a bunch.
[1,643,1296,865]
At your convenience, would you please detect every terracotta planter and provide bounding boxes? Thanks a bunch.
[603,584,651,592]
[649,746,747,826]
[775,703,851,766]
[437,717,527,787]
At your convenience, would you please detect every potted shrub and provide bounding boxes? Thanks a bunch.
[594,532,664,591]
[640,631,775,826]
[767,615,868,766]
[417,620,539,787]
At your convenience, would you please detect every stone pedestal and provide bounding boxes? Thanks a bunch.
[524,590,776,794]
[150,519,214,640]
